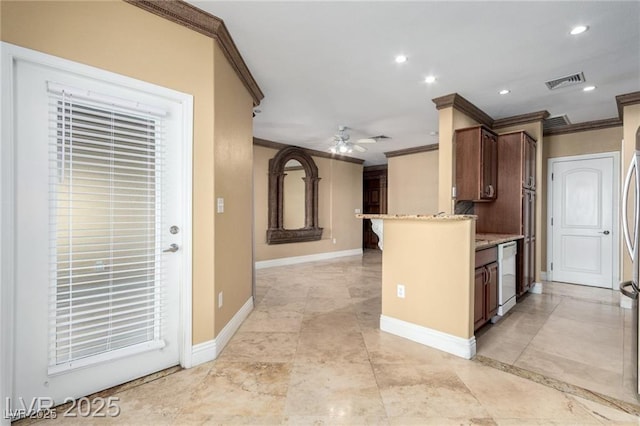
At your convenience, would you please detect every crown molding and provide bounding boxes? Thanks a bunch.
[432,93,493,127]
[616,91,640,119]
[124,0,264,106]
[253,138,365,165]
[543,117,622,136]
[385,144,439,159]
[493,111,550,129]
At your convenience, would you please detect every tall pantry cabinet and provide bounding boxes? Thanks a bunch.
[475,131,537,296]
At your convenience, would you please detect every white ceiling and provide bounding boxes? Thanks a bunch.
[190,1,639,165]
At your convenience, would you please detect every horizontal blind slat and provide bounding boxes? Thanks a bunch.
[49,89,166,368]
[50,303,163,328]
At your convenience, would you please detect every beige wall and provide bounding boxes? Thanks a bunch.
[2,0,253,344]
[254,145,363,261]
[212,46,254,335]
[540,126,622,272]
[382,218,475,339]
[438,108,480,213]
[387,150,439,214]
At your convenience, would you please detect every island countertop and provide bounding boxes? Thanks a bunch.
[356,213,476,221]
[475,233,523,249]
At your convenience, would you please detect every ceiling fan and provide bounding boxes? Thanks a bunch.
[328,125,388,154]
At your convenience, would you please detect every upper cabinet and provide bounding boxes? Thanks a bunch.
[455,125,498,202]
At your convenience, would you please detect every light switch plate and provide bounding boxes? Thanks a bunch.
[217,197,224,213]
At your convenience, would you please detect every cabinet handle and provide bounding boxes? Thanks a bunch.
[485,185,495,198]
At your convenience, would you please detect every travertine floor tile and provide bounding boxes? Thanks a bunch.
[455,362,599,422]
[374,364,490,418]
[179,361,291,418]
[285,361,386,417]
[296,330,369,363]
[217,331,299,363]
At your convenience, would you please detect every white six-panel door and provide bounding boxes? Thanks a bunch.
[550,153,618,288]
[5,45,192,414]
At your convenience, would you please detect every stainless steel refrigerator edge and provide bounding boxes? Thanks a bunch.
[620,127,640,399]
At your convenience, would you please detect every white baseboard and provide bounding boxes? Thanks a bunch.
[529,282,543,294]
[380,315,476,360]
[191,339,217,367]
[190,296,254,366]
[255,248,363,269]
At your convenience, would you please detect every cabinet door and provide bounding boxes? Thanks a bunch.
[474,267,486,330]
[486,262,499,318]
[481,129,498,200]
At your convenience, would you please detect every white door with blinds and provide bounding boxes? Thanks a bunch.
[10,52,191,409]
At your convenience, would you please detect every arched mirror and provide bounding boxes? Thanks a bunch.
[267,146,323,244]
[283,160,306,229]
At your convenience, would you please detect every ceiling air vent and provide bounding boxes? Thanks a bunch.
[545,72,585,90]
[543,115,571,130]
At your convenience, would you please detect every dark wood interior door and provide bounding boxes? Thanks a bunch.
[363,166,387,249]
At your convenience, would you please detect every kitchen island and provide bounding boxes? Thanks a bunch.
[357,214,521,359]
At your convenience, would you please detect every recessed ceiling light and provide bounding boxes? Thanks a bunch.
[583,85,596,92]
[570,25,589,35]
[425,75,436,84]
[499,89,510,95]
[395,55,408,64]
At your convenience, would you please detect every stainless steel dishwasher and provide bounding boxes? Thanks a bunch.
[494,241,517,320]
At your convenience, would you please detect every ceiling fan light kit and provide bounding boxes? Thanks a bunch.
[328,126,389,155]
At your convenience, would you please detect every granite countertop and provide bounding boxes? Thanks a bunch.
[475,233,523,249]
[356,213,477,221]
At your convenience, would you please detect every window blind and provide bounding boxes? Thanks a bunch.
[48,84,168,374]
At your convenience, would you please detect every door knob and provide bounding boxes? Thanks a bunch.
[163,243,179,253]
[599,230,610,235]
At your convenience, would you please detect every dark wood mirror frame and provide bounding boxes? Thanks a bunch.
[267,146,323,244]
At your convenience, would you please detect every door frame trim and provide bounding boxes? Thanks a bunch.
[546,151,620,287]
[0,42,194,416]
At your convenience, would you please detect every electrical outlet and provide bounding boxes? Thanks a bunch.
[354,208,361,214]
[397,284,405,299]
[218,292,223,308]
[217,197,224,213]
[332,238,337,244]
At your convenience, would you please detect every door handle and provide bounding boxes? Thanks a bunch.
[163,243,179,253]
[622,155,637,258]
[599,230,610,235]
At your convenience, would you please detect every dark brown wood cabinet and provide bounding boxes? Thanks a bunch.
[475,131,537,297]
[474,246,498,331]
[362,166,387,249]
[455,125,498,202]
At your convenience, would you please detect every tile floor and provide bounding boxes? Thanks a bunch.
[24,250,640,425]
[476,279,638,405]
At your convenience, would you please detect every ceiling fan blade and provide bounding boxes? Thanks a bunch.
[352,144,367,152]
[356,138,377,144]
